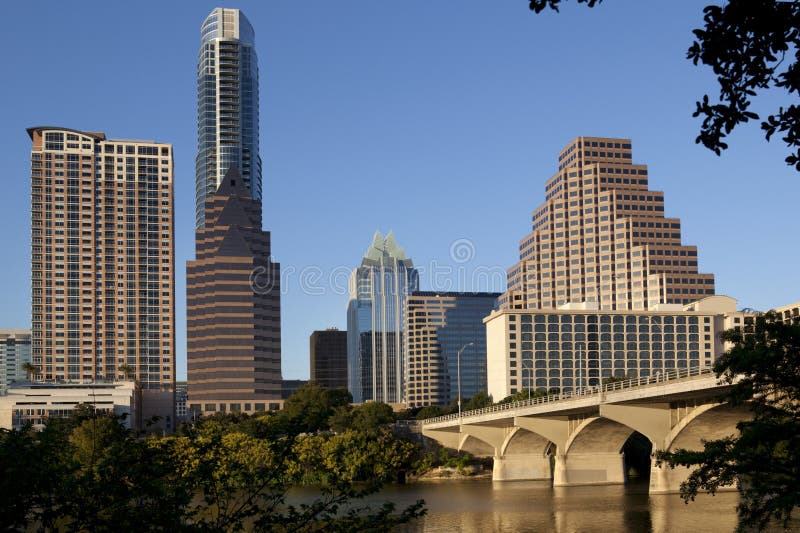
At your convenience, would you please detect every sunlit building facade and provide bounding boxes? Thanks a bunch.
[499,136,715,311]
[27,127,175,431]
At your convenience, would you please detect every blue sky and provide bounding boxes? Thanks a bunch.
[1,1,797,380]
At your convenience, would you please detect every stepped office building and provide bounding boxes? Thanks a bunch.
[196,7,261,229]
[347,232,418,404]
[499,136,715,311]
[404,292,501,408]
[187,167,281,415]
[28,127,175,431]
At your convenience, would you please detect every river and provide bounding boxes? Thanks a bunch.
[377,479,746,532]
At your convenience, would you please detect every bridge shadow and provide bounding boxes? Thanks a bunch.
[622,431,652,482]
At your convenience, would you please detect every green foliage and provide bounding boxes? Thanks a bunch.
[415,405,444,420]
[0,405,425,531]
[348,402,395,434]
[528,0,601,14]
[462,391,492,411]
[660,313,800,530]
[497,389,546,404]
[278,383,352,435]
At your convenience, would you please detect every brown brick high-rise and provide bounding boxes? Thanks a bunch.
[499,136,715,311]
[28,126,176,432]
[187,166,281,415]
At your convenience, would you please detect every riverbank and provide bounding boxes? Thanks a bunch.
[411,465,492,482]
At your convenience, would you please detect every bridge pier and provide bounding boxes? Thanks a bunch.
[553,451,626,486]
[493,453,552,481]
[649,459,694,494]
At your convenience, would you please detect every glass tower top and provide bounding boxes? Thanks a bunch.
[196,8,261,229]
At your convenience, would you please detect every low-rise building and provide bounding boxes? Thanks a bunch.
[0,381,138,430]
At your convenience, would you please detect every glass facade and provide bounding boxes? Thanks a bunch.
[0,330,32,396]
[404,292,500,407]
[347,232,418,403]
[196,8,261,229]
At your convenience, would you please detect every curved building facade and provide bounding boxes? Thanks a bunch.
[196,8,261,229]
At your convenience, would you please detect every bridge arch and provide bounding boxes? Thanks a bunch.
[500,427,552,457]
[664,403,749,452]
[460,434,495,457]
[564,416,636,456]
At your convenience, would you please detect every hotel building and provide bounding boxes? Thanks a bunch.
[484,295,757,400]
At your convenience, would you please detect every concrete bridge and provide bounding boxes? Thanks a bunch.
[421,367,748,494]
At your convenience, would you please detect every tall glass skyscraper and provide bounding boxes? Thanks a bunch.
[347,232,418,404]
[196,8,261,229]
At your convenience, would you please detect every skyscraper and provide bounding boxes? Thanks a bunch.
[196,7,261,229]
[187,167,281,415]
[499,136,715,311]
[310,329,348,390]
[404,292,500,408]
[347,232,418,404]
[28,127,175,430]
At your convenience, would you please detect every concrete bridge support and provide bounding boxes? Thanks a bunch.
[648,403,748,494]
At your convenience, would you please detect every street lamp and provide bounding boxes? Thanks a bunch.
[522,365,533,400]
[457,341,474,424]
[576,342,585,395]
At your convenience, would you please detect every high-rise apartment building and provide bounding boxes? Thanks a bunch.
[347,231,418,404]
[499,137,715,311]
[28,127,175,430]
[404,292,500,408]
[310,328,348,390]
[0,330,32,396]
[187,167,281,415]
[196,7,261,229]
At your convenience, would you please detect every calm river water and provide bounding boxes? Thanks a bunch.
[371,479,776,533]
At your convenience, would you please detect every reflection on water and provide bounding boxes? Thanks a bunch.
[376,480,741,533]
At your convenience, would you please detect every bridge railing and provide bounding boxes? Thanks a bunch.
[421,365,717,425]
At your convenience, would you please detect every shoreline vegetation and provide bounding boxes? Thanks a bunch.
[0,383,494,531]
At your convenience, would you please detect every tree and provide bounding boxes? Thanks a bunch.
[21,361,39,381]
[118,364,135,380]
[528,0,800,172]
[659,313,800,530]
[415,405,444,420]
[278,383,352,435]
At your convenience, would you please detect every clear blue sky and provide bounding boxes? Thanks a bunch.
[1,1,797,380]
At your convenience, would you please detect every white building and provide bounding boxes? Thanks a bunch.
[0,381,138,430]
[484,296,754,401]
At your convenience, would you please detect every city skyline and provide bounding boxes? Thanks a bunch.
[1,2,799,381]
